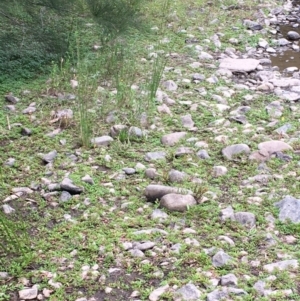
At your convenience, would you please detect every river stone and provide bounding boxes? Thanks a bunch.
[149,285,169,301]
[258,141,292,155]
[287,31,300,40]
[219,58,260,72]
[160,194,197,212]
[222,144,250,160]
[19,286,38,300]
[145,168,159,179]
[144,151,166,162]
[60,191,72,202]
[274,196,300,223]
[212,251,232,267]
[220,274,238,286]
[196,149,210,159]
[128,249,144,257]
[144,185,191,202]
[174,283,201,301]
[60,178,84,194]
[213,166,228,177]
[91,136,113,146]
[234,212,256,228]
[263,260,298,273]
[161,132,187,146]
[151,209,169,220]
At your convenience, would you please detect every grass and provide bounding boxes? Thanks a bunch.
[1,0,300,300]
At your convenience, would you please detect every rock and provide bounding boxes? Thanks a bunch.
[60,191,72,202]
[129,126,144,138]
[213,166,228,177]
[198,51,213,60]
[160,194,197,212]
[133,228,168,235]
[181,114,194,129]
[168,169,187,183]
[128,249,144,257]
[151,209,169,221]
[144,185,191,201]
[122,168,136,175]
[212,251,232,267]
[220,274,238,286]
[21,127,32,136]
[206,289,228,301]
[171,243,182,254]
[234,212,256,228]
[145,168,158,179]
[19,286,38,300]
[60,178,84,194]
[219,58,260,72]
[91,136,113,146]
[0,272,9,279]
[161,132,187,146]
[258,141,292,155]
[2,204,15,214]
[274,196,300,223]
[149,285,169,301]
[196,150,210,159]
[220,206,235,221]
[244,19,263,30]
[287,31,300,40]
[175,147,194,157]
[81,174,94,184]
[109,125,128,137]
[263,260,298,273]
[222,144,250,160]
[274,123,292,135]
[134,241,155,250]
[122,242,133,250]
[162,80,178,91]
[23,106,36,114]
[4,158,15,167]
[192,73,205,81]
[174,283,201,301]
[42,150,57,163]
[144,151,166,162]
[5,94,19,104]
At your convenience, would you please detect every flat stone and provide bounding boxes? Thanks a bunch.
[234,212,256,228]
[161,132,187,146]
[134,241,155,251]
[258,141,292,155]
[174,283,201,301]
[219,58,260,72]
[175,147,194,157]
[206,289,228,301]
[263,260,298,273]
[160,193,197,212]
[222,144,250,160]
[133,228,168,235]
[60,178,84,194]
[19,286,38,300]
[274,196,300,223]
[128,249,144,257]
[122,168,136,175]
[212,251,232,267]
[151,209,169,220]
[149,285,169,301]
[144,151,166,162]
[91,136,113,146]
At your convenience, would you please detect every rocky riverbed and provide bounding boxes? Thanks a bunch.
[1,0,300,300]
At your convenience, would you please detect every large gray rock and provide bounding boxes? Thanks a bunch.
[144,184,192,202]
[219,58,260,72]
[60,178,84,194]
[263,260,298,273]
[91,136,113,146]
[19,286,38,300]
[274,196,300,223]
[144,151,166,162]
[161,132,187,146]
[160,194,197,212]
[287,31,300,40]
[212,251,232,267]
[174,283,201,301]
[222,144,250,160]
[234,212,256,228]
[258,140,292,154]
